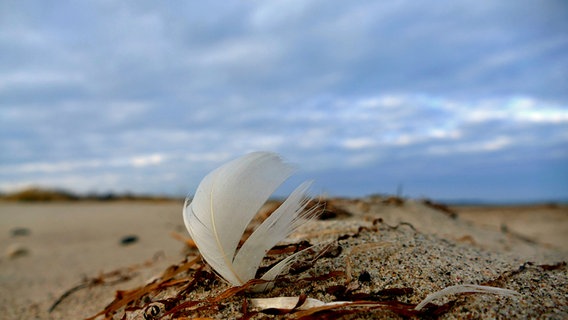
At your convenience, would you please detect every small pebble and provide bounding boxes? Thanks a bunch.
[10,227,30,237]
[358,270,372,282]
[120,235,139,245]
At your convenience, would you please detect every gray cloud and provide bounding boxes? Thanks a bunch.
[1,0,567,201]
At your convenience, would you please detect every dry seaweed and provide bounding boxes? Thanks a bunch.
[382,196,405,206]
[267,240,312,255]
[85,256,200,319]
[290,300,418,318]
[482,260,567,287]
[85,254,522,319]
[164,279,267,318]
[289,242,342,275]
[537,261,566,271]
[374,218,418,232]
[326,284,413,301]
[421,199,458,218]
[49,252,165,313]
[170,231,197,249]
[306,199,352,220]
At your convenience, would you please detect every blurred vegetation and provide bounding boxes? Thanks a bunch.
[0,187,180,202]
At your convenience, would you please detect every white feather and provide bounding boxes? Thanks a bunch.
[414,284,519,310]
[183,152,316,287]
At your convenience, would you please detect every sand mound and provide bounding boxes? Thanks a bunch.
[1,198,566,319]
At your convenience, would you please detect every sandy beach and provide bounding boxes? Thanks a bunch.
[1,199,567,319]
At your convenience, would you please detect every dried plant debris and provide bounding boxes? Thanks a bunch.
[308,199,353,220]
[81,230,564,319]
[5,243,29,259]
[421,199,458,219]
[49,253,166,313]
[262,199,353,221]
[382,196,406,206]
[84,258,515,319]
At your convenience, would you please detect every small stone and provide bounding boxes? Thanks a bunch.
[10,227,30,237]
[120,235,139,245]
[358,270,372,282]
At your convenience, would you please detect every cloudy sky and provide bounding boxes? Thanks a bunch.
[1,1,567,202]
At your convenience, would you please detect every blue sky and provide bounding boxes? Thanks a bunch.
[1,1,567,202]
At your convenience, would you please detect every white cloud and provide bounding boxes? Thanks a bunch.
[428,129,462,140]
[427,136,512,155]
[0,159,104,174]
[508,98,568,124]
[130,153,166,167]
[358,95,406,109]
[0,153,171,174]
[516,111,568,123]
[341,137,376,150]
[462,97,568,124]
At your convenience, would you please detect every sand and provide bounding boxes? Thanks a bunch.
[1,198,566,319]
